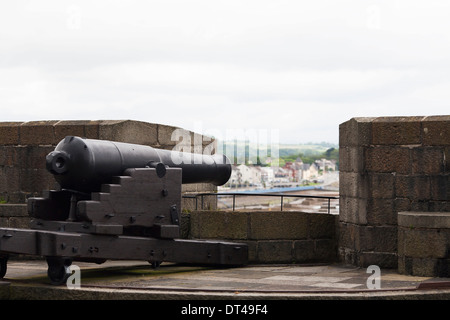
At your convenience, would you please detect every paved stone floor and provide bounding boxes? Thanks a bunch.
[1,259,450,301]
[77,263,431,292]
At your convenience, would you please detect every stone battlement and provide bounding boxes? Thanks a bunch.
[339,115,449,276]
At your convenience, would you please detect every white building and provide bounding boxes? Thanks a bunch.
[314,159,337,172]
[299,163,319,181]
[228,164,263,187]
[260,166,274,183]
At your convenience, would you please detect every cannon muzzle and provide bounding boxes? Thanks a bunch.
[46,136,231,192]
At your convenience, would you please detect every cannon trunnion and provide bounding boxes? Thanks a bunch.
[0,137,248,285]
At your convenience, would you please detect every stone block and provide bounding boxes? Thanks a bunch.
[202,138,217,155]
[411,147,445,174]
[338,146,365,173]
[4,191,27,204]
[358,252,397,268]
[19,168,58,194]
[368,172,395,199]
[338,196,367,224]
[249,211,308,240]
[0,204,28,217]
[398,227,448,258]
[339,223,398,256]
[339,117,375,147]
[422,115,450,146]
[308,213,337,239]
[338,247,358,266]
[292,240,315,262]
[339,171,368,198]
[244,240,258,263]
[158,124,185,147]
[99,120,158,146]
[0,217,7,228]
[189,211,248,240]
[257,240,293,263]
[425,200,450,212]
[445,147,450,173]
[365,146,410,174]
[187,192,217,210]
[0,122,21,145]
[366,198,396,225]
[313,239,337,262]
[398,211,450,229]
[399,256,450,277]
[409,200,432,212]
[338,222,360,251]
[197,183,216,193]
[181,197,197,212]
[54,120,102,141]
[435,259,450,277]
[179,212,190,239]
[0,146,17,166]
[8,217,30,229]
[54,120,87,140]
[84,121,101,139]
[398,256,413,275]
[394,197,412,213]
[181,184,200,193]
[395,175,431,201]
[358,225,397,253]
[372,116,423,145]
[15,145,54,169]
[19,121,59,145]
[429,174,450,201]
[0,166,20,194]
[172,130,214,155]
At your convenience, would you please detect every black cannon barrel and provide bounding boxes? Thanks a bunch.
[46,136,232,192]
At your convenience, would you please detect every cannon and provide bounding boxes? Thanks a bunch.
[0,136,248,285]
[45,135,232,192]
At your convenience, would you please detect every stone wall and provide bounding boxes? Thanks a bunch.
[339,116,449,268]
[398,211,450,277]
[182,211,338,264]
[0,120,216,228]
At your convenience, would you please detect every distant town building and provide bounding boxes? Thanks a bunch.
[228,164,262,187]
[282,157,320,182]
[314,159,337,172]
[225,156,327,188]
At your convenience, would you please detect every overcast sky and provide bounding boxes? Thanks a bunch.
[1,1,450,144]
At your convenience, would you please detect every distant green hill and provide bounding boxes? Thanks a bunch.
[279,145,339,167]
[278,143,337,157]
[220,141,338,166]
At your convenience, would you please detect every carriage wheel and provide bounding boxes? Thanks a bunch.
[0,256,8,279]
[46,257,72,285]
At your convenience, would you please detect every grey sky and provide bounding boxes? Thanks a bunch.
[1,1,450,143]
